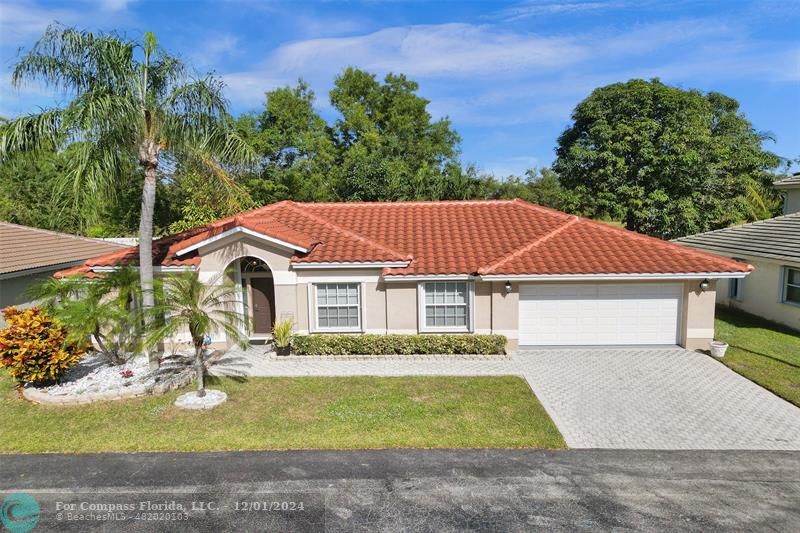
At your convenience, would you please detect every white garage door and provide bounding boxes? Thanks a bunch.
[518,283,682,346]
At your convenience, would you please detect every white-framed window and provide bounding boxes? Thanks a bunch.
[419,281,473,332]
[783,267,800,305]
[315,283,361,330]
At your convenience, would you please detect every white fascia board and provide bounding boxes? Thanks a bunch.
[175,227,308,256]
[383,274,475,282]
[479,272,750,281]
[291,261,409,270]
[299,273,381,283]
[91,266,197,273]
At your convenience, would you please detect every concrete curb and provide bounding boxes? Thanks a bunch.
[268,353,513,361]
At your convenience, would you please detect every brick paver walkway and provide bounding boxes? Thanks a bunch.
[211,346,800,450]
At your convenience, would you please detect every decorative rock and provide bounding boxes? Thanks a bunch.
[174,389,227,410]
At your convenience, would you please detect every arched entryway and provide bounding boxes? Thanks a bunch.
[234,256,276,339]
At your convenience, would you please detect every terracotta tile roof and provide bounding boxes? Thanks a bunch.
[479,214,751,276]
[0,223,126,276]
[58,199,751,277]
[302,200,573,274]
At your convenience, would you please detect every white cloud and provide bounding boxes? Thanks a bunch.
[96,0,135,12]
[221,71,293,110]
[481,155,541,178]
[496,1,628,21]
[271,23,589,78]
[0,1,136,48]
[190,33,240,69]
[0,1,81,44]
[216,16,796,120]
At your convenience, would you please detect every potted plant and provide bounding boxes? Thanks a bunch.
[709,340,729,358]
[272,319,294,356]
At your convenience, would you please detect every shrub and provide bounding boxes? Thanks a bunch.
[272,319,294,349]
[0,307,87,386]
[291,334,507,356]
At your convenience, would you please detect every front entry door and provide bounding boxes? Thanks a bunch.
[250,278,275,334]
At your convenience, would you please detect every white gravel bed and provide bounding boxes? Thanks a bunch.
[174,389,227,410]
[38,353,158,397]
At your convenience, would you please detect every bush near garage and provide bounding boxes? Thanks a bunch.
[291,334,507,356]
[0,306,87,386]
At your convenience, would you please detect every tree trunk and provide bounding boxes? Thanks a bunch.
[195,343,205,397]
[625,209,637,232]
[139,141,160,369]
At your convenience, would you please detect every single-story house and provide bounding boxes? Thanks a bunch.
[676,176,800,331]
[0,222,126,325]
[58,199,751,351]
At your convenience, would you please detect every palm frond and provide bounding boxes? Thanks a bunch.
[12,24,136,95]
[148,271,250,350]
[0,109,64,155]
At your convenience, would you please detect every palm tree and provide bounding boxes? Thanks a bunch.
[1,25,254,366]
[31,267,144,365]
[146,272,249,397]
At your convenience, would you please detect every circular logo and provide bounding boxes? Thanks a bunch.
[0,493,40,533]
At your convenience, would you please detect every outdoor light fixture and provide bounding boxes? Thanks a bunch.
[699,279,710,292]
[504,281,512,294]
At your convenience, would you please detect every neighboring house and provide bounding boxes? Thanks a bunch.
[0,223,127,324]
[775,172,800,215]
[677,176,800,332]
[58,200,750,351]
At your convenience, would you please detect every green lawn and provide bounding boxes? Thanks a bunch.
[0,374,565,453]
[715,306,800,407]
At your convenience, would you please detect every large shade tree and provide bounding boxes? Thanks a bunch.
[554,79,782,239]
[237,69,473,203]
[0,25,254,365]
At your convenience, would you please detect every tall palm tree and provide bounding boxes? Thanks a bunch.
[0,25,254,366]
[146,272,249,397]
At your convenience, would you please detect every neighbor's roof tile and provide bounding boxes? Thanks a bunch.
[0,223,126,275]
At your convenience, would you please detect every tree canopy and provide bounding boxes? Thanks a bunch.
[2,49,789,243]
[554,78,782,238]
[237,68,478,203]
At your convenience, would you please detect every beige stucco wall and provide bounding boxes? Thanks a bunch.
[716,255,800,332]
[197,235,297,343]
[295,283,309,333]
[365,282,387,333]
[682,280,718,351]
[197,235,294,277]
[473,281,492,333]
[489,281,518,334]
[384,282,418,334]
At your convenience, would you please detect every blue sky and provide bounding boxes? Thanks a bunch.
[1,0,798,176]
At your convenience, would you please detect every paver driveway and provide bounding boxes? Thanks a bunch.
[518,348,800,450]
[213,346,800,450]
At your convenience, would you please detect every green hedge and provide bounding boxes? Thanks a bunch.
[291,334,507,356]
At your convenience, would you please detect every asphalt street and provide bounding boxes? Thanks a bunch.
[1,449,798,532]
